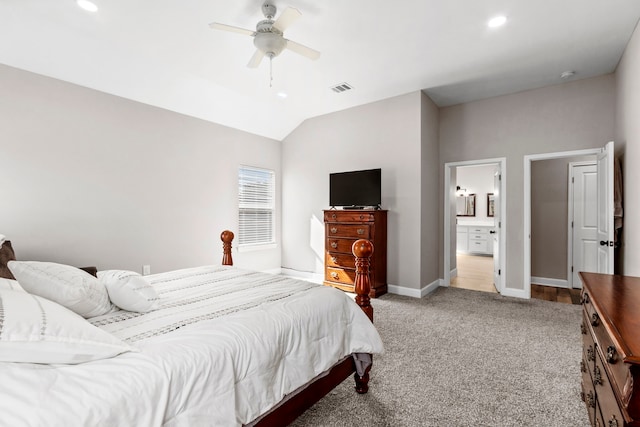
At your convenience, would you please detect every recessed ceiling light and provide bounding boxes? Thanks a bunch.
[76,0,98,12]
[488,15,507,28]
[560,71,576,79]
[277,92,288,99]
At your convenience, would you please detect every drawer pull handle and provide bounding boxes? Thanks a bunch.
[580,322,586,335]
[359,215,364,220]
[330,272,339,279]
[582,293,590,304]
[580,360,586,373]
[594,365,603,385]
[331,256,338,264]
[331,214,337,220]
[609,415,618,427]
[357,228,365,235]
[331,242,338,249]
[591,313,599,327]
[586,390,596,408]
[606,345,617,364]
[330,227,338,234]
[587,345,595,362]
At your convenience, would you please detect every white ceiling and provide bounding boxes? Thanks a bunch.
[2,0,640,141]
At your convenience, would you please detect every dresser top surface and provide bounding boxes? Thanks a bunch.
[580,272,640,364]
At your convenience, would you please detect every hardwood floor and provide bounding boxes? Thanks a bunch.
[451,254,581,305]
[450,254,497,293]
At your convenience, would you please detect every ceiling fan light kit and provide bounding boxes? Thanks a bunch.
[209,2,320,85]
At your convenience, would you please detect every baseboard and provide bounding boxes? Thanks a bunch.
[280,268,323,284]
[388,279,440,298]
[531,276,569,288]
[450,268,457,278]
[501,286,529,299]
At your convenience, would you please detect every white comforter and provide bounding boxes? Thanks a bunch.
[0,266,383,426]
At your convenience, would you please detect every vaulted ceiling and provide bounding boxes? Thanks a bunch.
[2,0,640,140]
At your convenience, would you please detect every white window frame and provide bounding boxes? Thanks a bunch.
[238,165,276,249]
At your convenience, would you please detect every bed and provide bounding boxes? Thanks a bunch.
[0,231,383,426]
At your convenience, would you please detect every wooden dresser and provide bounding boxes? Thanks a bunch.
[323,210,387,297]
[580,272,640,427]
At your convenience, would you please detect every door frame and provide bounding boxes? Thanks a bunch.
[443,157,506,293]
[524,148,602,299]
[567,161,597,289]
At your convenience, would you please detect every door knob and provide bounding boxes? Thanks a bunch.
[489,230,496,234]
[600,240,614,247]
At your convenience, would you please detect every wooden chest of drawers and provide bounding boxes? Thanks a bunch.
[323,210,387,297]
[580,272,640,427]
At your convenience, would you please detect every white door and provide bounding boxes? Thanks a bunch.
[492,170,501,292]
[596,141,615,274]
[571,163,598,288]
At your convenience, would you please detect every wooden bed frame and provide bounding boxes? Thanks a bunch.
[219,230,375,426]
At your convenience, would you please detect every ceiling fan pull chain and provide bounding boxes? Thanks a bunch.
[269,54,273,88]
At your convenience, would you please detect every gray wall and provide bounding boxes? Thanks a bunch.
[615,21,640,276]
[281,91,440,291]
[0,64,282,273]
[420,92,440,289]
[440,74,616,294]
[531,156,595,281]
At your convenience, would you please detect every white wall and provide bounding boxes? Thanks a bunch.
[281,91,432,291]
[615,21,640,276]
[456,164,496,225]
[440,75,616,294]
[0,64,282,273]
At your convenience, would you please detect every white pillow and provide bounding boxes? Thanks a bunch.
[8,261,112,318]
[0,289,135,364]
[98,270,160,313]
[0,278,24,292]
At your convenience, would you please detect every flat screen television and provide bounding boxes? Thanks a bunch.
[329,168,381,209]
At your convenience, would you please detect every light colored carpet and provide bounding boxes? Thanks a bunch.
[291,287,590,426]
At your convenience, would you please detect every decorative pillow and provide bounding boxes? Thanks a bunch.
[0,278,24,292]
[98,270,160,313]
[0,289,135,364]
[8,261,112,318]
[0,240,16,280]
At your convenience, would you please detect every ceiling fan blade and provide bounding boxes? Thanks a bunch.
[208,22,255,36]
[272,7,301,32]
[285,39,321,60]
[247,49,266,68]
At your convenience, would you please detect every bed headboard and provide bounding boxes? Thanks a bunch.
[0,240,16,280]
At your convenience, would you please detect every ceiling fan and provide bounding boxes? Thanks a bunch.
[209,2,321,70]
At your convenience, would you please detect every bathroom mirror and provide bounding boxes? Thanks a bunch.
[487,193,495,217]
[456,194,476,216]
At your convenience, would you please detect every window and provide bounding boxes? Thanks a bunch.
[238,166,275,247]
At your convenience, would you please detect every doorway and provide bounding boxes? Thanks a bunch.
[443,158,506,294]
[524,143,614,298]
[451,164,498,293]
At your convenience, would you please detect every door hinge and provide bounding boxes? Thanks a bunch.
[498,221,501,228]
[572,177,574,183]
[498,269,501,275]
[571,221,574,228]
[571,266,574,272]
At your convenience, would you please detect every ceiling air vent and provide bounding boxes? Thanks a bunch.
[330,82,353,93]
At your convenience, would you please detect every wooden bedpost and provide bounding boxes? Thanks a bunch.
[221,230,234,266]
[352,239,374,394]
[352,239,374,322]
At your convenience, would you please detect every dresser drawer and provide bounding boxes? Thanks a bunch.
[581,361,598,426]
[327,224,371,239]
[324,211,375,223]
[595,351,627,427]
[589,312,632,402]
[325,267,356,285]
[582,311,597,376]
[325,253,356,269]
[326,238,357,254]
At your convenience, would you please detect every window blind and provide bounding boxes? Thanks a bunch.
[238,166,275,246]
